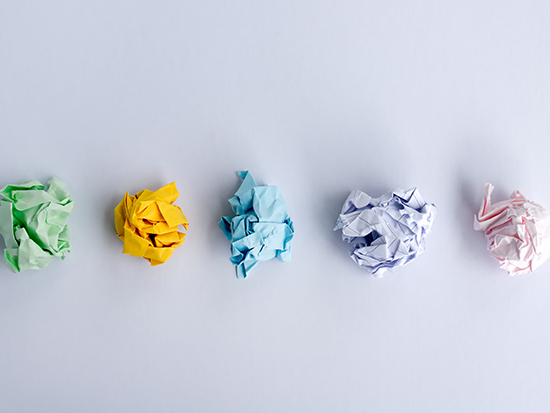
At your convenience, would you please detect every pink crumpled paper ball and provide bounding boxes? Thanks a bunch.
[474,183,550,276]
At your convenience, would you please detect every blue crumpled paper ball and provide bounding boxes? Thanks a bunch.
[334,188,436,277]
[219,171,294,279]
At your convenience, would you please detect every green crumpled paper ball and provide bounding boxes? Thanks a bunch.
[0,177,73,272]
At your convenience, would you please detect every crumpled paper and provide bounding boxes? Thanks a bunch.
[0,177,73,272]
[474,183,550,275]
[334,188,436,277]
[114,182,188,266]
[219,171,294,279]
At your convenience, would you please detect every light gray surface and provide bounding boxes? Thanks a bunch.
[1,1,550,412]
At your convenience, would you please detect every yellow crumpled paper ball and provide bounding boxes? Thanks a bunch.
[114,182,189,266]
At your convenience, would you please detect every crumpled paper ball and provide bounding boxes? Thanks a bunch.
[0,177,73,272]
[334,188,436,277]
[114,182,188,266]
[473,183,550,275]
[219,171,294,279]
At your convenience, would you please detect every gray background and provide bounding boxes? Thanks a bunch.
[1,0,550,412]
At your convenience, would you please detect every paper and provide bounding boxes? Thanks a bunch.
[0,177,73,272]
[219,171,294,279]
[114,182,188,266]
[474,183,550,275]
[334,188,436,277]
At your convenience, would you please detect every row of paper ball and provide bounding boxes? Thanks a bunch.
[0,172,548,277]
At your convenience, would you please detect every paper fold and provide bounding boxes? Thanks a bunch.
[219,171,294,279]
[334,188,436,277]
[0,177,73,272]
[114,182,188,266]
[474,183,550,275]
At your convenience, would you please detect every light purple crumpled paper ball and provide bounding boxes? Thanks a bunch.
[334,188,436,277]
